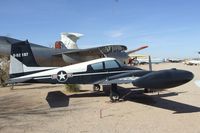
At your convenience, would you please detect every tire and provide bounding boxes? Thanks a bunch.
[144,88,151,93]
[110,92,120,102]
[93,84,101,92]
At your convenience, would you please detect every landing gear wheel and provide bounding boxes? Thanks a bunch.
[110,84,120,102]
[144,88,151,93]
[110,93,120,102]
[93,84,101,92]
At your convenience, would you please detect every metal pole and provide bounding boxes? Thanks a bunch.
[148,55,152,71]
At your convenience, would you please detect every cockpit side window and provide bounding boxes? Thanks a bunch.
[115,60,124,66]
[91,62,103,70]
[104,60,120,69]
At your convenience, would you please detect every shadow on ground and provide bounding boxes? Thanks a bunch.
[46,91,69,108]
[60,86,200,114]
[0,87,199,115]
[116,86,200,114]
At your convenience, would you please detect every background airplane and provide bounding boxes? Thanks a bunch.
[0,33,148,67]
[184,59,200,65]
[128,54,164,65]
[8,41,194,102]
[184,51,200,65]
[167,58,183,63]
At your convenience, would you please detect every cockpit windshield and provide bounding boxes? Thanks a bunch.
[91,62,103,70]
[104,60,120,69]
[89,59,123,71]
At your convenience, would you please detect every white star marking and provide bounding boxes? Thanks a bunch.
[58,72,67,80]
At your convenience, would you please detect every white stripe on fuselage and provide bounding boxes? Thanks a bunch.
[11,58,140,82]
[11,58,114,80]
[32,70,141,80]
[72,70,140,77]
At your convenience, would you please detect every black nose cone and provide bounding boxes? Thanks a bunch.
[172,69,194,84]
[132,69,194,89]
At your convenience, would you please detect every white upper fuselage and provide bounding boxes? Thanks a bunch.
[12,58,117,80]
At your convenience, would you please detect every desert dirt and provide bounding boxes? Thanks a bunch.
[0,63,200,133]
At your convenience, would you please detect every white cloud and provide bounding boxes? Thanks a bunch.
[107,30,124,38]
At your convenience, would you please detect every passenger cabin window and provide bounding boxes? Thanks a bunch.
[104,60,120,69]
[91,62,103,70]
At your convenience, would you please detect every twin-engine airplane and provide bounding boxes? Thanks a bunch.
[8,41,193,101]
[0,33,147,67]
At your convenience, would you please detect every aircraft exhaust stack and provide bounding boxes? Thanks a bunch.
[60,32,83,49]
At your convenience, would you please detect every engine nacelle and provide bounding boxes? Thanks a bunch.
[132,69,193,89]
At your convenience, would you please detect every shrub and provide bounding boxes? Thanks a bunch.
[65,84,80,92]
[0,56,9,87]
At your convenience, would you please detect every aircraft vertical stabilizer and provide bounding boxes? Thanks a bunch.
[60,32,83,49]
[9,41,39,78]
[9,41,56,79]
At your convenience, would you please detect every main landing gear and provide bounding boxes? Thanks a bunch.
[93,84,101,92]
[110,84,120,102]
[144,88,151,93]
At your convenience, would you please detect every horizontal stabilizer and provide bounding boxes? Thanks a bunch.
[7,77,32,84]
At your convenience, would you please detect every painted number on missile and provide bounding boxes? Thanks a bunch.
[13,52,29,57]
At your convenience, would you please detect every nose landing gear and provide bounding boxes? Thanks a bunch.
[110,84,120,102]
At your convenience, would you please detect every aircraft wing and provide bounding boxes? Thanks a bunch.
[53,45,127,57]
[127,45,148,54]
[99,77,137,84]
[94,70,150,85]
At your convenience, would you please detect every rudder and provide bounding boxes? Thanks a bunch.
[9,40,39,78]
[11,40,38,66]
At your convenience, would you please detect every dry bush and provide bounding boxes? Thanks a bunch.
[65,84,80,92]
[0,56,9,87]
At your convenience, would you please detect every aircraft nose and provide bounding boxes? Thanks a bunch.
[171,69,194,83]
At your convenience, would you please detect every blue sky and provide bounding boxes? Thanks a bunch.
[0,0,200,58]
